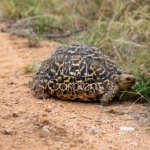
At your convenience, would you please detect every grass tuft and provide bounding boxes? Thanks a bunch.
[133,72,150,101]
[22,58,39,74]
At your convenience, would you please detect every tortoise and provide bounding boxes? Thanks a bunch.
[32,42,136,105]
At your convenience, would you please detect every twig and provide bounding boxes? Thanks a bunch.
[126,96,142,114]
[15,71,19,79]
[81,116,92,120]
[95,120,101,123]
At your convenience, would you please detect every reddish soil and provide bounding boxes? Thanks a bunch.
[0,22,150,150]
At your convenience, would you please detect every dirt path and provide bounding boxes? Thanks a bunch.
[0,22,150,150]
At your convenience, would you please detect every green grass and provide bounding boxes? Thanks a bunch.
[0,0,150,102]
[28,80,32,86]
[142,129,150,131]
[133,72,150,101]
[22,80,32,86]
[22,58,39,74]
[26,18,45,46]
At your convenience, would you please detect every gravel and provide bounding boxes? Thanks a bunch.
[12,111,19,117]
[5,129,11,134]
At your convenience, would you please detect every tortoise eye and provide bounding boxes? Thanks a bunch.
[126,77,130,81]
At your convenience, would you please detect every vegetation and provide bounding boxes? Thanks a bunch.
[22,80,32,86]
[0,0,150,102]
[28,80,32,86]
[133,73,150,101]
[22,59,39,74]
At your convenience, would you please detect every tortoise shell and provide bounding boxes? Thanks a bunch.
[32,42,122,101]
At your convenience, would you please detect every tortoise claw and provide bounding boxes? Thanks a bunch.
[100,100,108,106]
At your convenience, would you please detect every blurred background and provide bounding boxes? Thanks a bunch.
[0,0,150,99]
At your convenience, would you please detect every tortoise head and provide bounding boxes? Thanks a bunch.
[118,74,136,90]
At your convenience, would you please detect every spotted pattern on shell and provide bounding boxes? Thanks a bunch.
[32,43,122,104]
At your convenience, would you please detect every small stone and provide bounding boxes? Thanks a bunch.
[5,129,11,134]
[13,100,19,104]
[7,81,13,85]
[60,122,65,126]
[42,126,50,133]
[45,107,51,112]
[105,121,109,124]
[120,126,134,131]
[70,143,75,147]
[24,130,29,133]
[42,114,48,117]
[17,120,25,124]
[12,111,19,117]
[54,146,60,150]
[42,119,49,125]
[134,116,139,121]
[129,142,138,146]
[107,108,119,113]
[89,126,99,135]
[102,131,106,134]
[31,115,37,117]
[37,101,43,104]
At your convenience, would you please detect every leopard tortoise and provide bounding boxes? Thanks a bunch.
[32,42,136,105]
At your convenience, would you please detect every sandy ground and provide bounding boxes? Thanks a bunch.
[0,22,150,150]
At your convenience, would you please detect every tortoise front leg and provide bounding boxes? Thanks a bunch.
[99,85,119,106]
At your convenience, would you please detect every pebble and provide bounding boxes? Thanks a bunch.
[42,126,50,132]
[120,126,135,131]
[17,120,25,124]
[13,100,19,104]
[5,129,11,134]
[42,119,49,125]
[37,101,43,104]
[7,81,13,85]
[109,134,113,137]
[89,126,99,135]
[42,114,48,117]
[129,141,138,146]
[54,146,60,150]
[45,107,51,112]
[102,131,106,134]
[60,123,65,126]
[134,116,139,121]
[12,111,19,117]
[70,143,76,147]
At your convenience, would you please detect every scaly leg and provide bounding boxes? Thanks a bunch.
[99,85,119,106]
